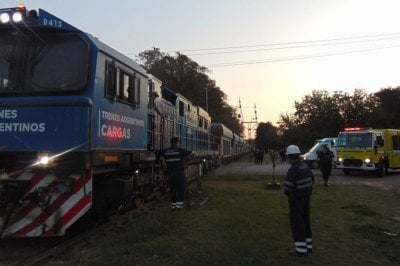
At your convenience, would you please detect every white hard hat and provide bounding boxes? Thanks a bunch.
[286,145,301,155]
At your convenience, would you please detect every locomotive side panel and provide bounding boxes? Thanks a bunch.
[91,52,149,151]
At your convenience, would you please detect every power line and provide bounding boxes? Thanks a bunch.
[206,43,400,67]
[168,32,400,53]
[124,32,400,68]
[186,36,400,56]
[124,32,400,57]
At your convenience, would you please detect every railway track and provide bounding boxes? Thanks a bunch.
[14,193,166,265]
[0,179,207,265]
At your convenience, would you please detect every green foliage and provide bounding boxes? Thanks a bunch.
[137,48,243,135]
[375,87,400,127]
[274,88,400,150]
[255,122,280,149]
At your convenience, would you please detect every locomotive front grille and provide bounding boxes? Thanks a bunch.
[343,158,363,167]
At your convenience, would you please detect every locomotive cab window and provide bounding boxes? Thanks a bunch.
[135,76,141,108]
[118,70,133,103]
[0,31,89,95]
[105,62,117,98]
[105,61,141,108]
[179,101,184,116]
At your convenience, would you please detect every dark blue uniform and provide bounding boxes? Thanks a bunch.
[284,159,314,255]
[159,147,193,209]
[317,147,334,185]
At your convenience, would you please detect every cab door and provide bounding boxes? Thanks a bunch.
[388,134,400,168]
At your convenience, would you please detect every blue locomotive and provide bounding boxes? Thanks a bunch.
[0,5,249,238]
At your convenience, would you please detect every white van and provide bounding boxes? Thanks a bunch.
[301,138,337,169]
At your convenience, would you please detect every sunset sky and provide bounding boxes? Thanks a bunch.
[3,0,400,136]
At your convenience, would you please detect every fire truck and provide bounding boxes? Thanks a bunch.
[336,128,400,177]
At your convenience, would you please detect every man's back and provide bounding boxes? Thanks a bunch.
[318,149,333,163]
[285,160,314,197]
[160,147,192,172]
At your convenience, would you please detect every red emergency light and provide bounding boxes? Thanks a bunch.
[343,127,372,132]
[344,127,361,131]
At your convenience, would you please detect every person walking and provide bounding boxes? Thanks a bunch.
[284,145,314,257]
[158,137,193,210]
[317,144,334,186]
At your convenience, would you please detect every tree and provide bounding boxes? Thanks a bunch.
[278,90,343,149]
[255,122,279,150]
[277,89,380,150]
[374,87,400,128]
[293,90,343,143]
[337,89,380,127]
[137,48,243,135]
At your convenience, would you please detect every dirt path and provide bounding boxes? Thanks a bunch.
[212,161,400,192]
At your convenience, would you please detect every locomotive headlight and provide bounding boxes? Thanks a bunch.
[36,153,56,167]
[39,155,50,166]
[12,12,23,23]
[0,13,10,23]
[365,158,371,164]
[338,157,343,162]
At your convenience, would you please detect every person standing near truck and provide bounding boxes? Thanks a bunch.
[317,144,334,186]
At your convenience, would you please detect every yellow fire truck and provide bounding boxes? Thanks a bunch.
[336,128,400,177]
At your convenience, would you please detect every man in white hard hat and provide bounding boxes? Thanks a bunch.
[284,145,314,257]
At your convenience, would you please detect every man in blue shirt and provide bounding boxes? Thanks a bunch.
[158,137,193,210]
[284,145,314,257]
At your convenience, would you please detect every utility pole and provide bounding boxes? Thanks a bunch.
[238,98,258,139]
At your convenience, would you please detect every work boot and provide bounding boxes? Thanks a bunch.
[175,202,184,209]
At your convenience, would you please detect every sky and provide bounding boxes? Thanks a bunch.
[3,0,400,135]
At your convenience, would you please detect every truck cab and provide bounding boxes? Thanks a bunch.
[336,128,400,177]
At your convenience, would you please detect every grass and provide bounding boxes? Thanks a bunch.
[55,173,399,266]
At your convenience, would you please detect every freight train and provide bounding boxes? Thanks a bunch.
[0,5,250,238]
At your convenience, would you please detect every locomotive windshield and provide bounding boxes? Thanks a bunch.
[337,132,373,148]
[0,30,89,95]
